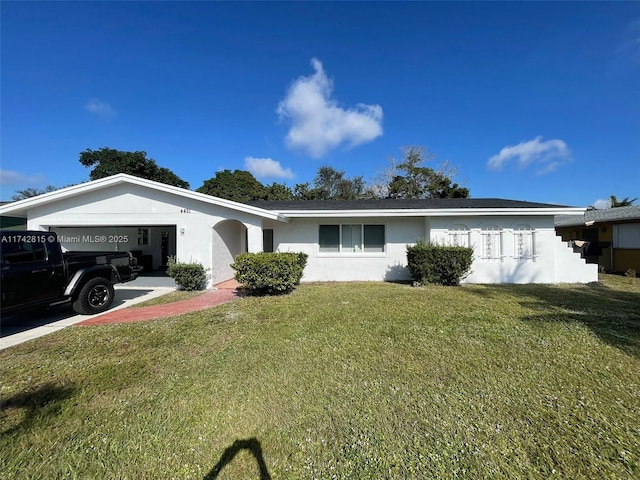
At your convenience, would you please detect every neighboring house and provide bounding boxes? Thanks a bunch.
[0,173,597,285]
[0,202,26,230]
[555,206,640,274]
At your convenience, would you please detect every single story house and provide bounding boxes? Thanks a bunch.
[555,206,640,273]
[0,173,597,285]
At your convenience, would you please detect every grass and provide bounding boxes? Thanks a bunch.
[1,274,638,479]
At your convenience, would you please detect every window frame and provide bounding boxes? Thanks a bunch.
[446,224,470,248]
[480,226,503,262]
[318,223,386,255]
[263,229,274,253]
[614,223,640,249]
[513,226,536,261]
[137,228,150,246]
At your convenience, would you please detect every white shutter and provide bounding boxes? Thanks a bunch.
[514,228,535,261]
[447,226,470,248]
[481,228,502,262]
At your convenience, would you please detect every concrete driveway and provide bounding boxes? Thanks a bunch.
[0,281,176,351]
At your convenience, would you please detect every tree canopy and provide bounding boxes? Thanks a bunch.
[197,170,268,203]
[264,182,296,201]
[79,148,189,188]
[11,185,59,201]
[609,195,637,208]
[384,146,469,199]
[292,166,369,200]
[10,144,470,204]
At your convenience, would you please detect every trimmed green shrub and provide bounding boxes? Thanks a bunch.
[406,242,473,286]
[166,257,207,291]
[231,252,308,295]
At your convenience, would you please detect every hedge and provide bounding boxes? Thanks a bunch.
[231,252,308,295]
[166,257,207,291]
[406,242,473,286]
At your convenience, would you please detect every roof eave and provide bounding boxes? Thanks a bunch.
[0,174,288,222]
[274,207,587,218]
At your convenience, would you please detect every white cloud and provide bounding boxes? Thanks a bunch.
[488,136,571,174]
[0,169,46,186]
[277,57,383,158]
[85,98,115,117]
[244,157,294,179]
[591,198,611,209]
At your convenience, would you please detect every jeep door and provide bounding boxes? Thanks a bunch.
[0,238,66,309]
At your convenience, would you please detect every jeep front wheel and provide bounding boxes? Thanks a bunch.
[73,277,115,315]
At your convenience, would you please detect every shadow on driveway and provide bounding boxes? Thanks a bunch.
[0,288,155,338]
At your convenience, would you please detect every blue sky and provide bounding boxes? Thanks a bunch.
[1,1,639,207]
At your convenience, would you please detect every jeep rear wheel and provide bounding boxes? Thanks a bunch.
[73,277,115,315]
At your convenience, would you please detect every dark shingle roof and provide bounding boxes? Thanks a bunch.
[249,198,573,211]
[555,205,640,227]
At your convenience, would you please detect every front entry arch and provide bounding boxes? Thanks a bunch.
[211,220,247,285]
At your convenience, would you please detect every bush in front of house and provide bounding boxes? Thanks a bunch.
[231,252,308,295]
[406,241,473,286]
[167,257,207,291]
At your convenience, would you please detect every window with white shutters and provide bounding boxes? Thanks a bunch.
[447,225,470,248]
[481,227,502,262]
[513,227,535,261]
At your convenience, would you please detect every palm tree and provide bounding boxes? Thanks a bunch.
[609,195,638,208]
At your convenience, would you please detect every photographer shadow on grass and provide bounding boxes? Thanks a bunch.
[0,382,76,436]
[203,437,271,480]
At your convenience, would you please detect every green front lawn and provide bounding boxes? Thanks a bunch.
[1,275,638,479]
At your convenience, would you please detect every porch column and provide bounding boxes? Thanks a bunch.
[246,224,264,253]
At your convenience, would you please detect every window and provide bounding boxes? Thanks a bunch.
[481,227,502,262]
[137,228,149,246]
[341,224,362,252]
[447,225,470,248]
[263,229,274,253]
[1,240,47,264]
[614,223,640,248]
[364,225,385,253]
[319,224,385,253]
[319,225,340,252]
[514,227,535,261]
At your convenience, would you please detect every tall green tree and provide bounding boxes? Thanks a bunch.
[79,148,189,188]
[609,195,638,208]
[299,166,368,200]
[264,182,295,201]
[197,170,266,203]
[383,146,469,199]
[293,182,318,200]
[319,166,367,200]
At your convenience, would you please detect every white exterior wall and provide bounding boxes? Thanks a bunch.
[7,174,595,286]
[272,217,426,282]
[24,183,269,286]
[429,216,597,284]
[553,235,599,283]
[272,214,597,284]
[211,220,243,284]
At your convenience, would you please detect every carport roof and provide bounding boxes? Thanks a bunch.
[555,205,640,227]
[0,174,288,222]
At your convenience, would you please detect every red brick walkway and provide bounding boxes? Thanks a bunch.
[77,280,241,326]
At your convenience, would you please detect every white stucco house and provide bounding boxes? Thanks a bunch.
[0,174,597,285]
